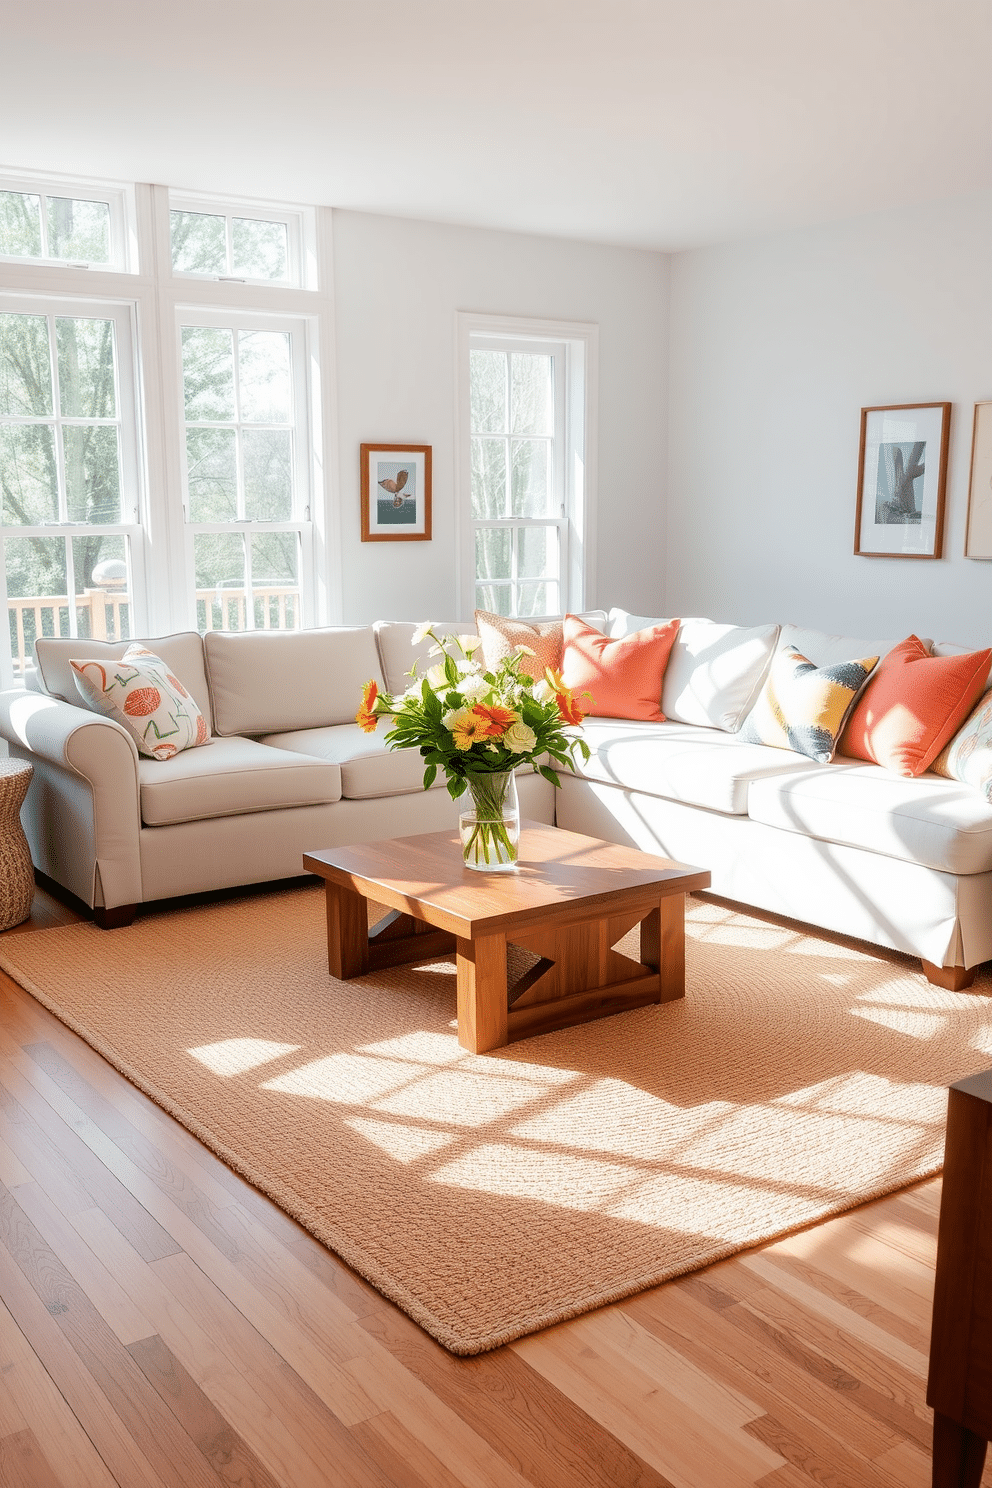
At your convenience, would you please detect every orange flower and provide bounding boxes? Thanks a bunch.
[356,678,379,733]
[556,684,585,726]
[471,703,516,737]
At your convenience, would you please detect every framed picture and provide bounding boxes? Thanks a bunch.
[360,444,432,542]
[965,402,992,559]
[854,402,951,559]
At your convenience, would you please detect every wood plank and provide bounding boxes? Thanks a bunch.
[0,1178,225,1488]
[71,1206,374,1488]
[0,1428,66,1488]
[0,1222,173,1488]
[0,1289,144,1488]
[359,1302,676,1488]
[127,1334,284,1488]
[0,1051,181,1263]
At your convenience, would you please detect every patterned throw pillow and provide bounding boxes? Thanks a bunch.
[931,691,992,800]
[475,612,564,679]
[738,646,879,763]
[71,644,210,761]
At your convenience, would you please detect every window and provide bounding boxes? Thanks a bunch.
[178,310,312,631]
[0,297,142,672]
[461,315,595,619]
[0,173,134,271]
[169,192,315,288]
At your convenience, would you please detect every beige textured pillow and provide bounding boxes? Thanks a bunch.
[475,612,563,679]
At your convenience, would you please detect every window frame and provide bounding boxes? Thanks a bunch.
[456,312,597,621]
[0,290,148,682]
[0,169,138,273]
[168,189,318,291]
[174,302,317,633]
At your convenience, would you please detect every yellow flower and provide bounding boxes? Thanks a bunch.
[451,713,491,750]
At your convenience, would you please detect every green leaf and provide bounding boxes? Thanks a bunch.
[539,764,562,787]
[422,763,437,790]
[446,775,468,799]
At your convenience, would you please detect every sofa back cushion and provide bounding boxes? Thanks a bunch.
[204,626,383,736]
[35,631,213,729]
[661,619,780,732]
[374,621,474,696]
[775,623,910,669]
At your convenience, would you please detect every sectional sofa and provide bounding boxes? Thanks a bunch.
[1,611,990,992]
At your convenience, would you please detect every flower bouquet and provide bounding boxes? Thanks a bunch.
[357,624,590,870]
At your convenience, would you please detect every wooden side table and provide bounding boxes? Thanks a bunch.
[927,1068,992,1487]
[0,758,34,932]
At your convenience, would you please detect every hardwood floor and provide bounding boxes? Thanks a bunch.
[0,883,986,1487]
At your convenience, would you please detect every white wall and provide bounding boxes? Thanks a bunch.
[667,191,992,648]
[332,210,668,623]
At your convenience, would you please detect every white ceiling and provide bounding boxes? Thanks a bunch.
[5,0,992,251]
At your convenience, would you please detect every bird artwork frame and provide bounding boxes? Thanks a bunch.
[360,443,432,542]
[854,403,950,559]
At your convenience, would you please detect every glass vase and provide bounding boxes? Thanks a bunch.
[459,771,520,872]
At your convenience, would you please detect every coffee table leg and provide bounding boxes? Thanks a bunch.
[641,895,686,1003]
[325,882,369,979]
[456,933,508,1053]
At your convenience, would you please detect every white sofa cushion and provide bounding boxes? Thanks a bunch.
[35,632,213,730]
[661,619,780,731]
[260,722,447,800]
[607,608,673,638]
[204,627,382,736]
[374,621,474,696]
[572,716,813,815]
[747,763,992,875]
[775,624,924,668]
[137,735,342,826]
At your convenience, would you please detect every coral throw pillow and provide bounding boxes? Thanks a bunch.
[475,611,563,679]
[560,614,679,721]
[71,644,210,761]
[737,646,879,763]
[840,635,992,777]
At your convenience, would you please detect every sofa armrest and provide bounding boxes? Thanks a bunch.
[0,689,142,910]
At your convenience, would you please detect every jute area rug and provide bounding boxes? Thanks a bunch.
[3,884,991,1356]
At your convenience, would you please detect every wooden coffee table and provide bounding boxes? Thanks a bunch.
[304,821,710,1054]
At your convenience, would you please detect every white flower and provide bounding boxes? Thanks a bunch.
[425,662,449,690]
[457,673,489,700]
[458,634,482,654]
[455,657,480,674]
[443,707,471,730]
[411,621,433,647]
[503,720,537,755]
[531,678,554,703]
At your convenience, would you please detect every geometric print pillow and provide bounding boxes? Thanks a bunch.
[738,645,879,763]
[70,643,210,761]
[930,690,992,801]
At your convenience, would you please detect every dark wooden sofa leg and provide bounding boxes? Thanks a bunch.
[92,903,138,930]
[922,960,977,992]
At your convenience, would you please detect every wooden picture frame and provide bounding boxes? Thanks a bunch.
[854,402,951,559]
[965,401,992,560]
[360,444,432,543]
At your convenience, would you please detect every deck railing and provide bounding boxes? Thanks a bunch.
[8,586,301,672]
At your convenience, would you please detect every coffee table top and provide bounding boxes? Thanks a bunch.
[304,820,710,939]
